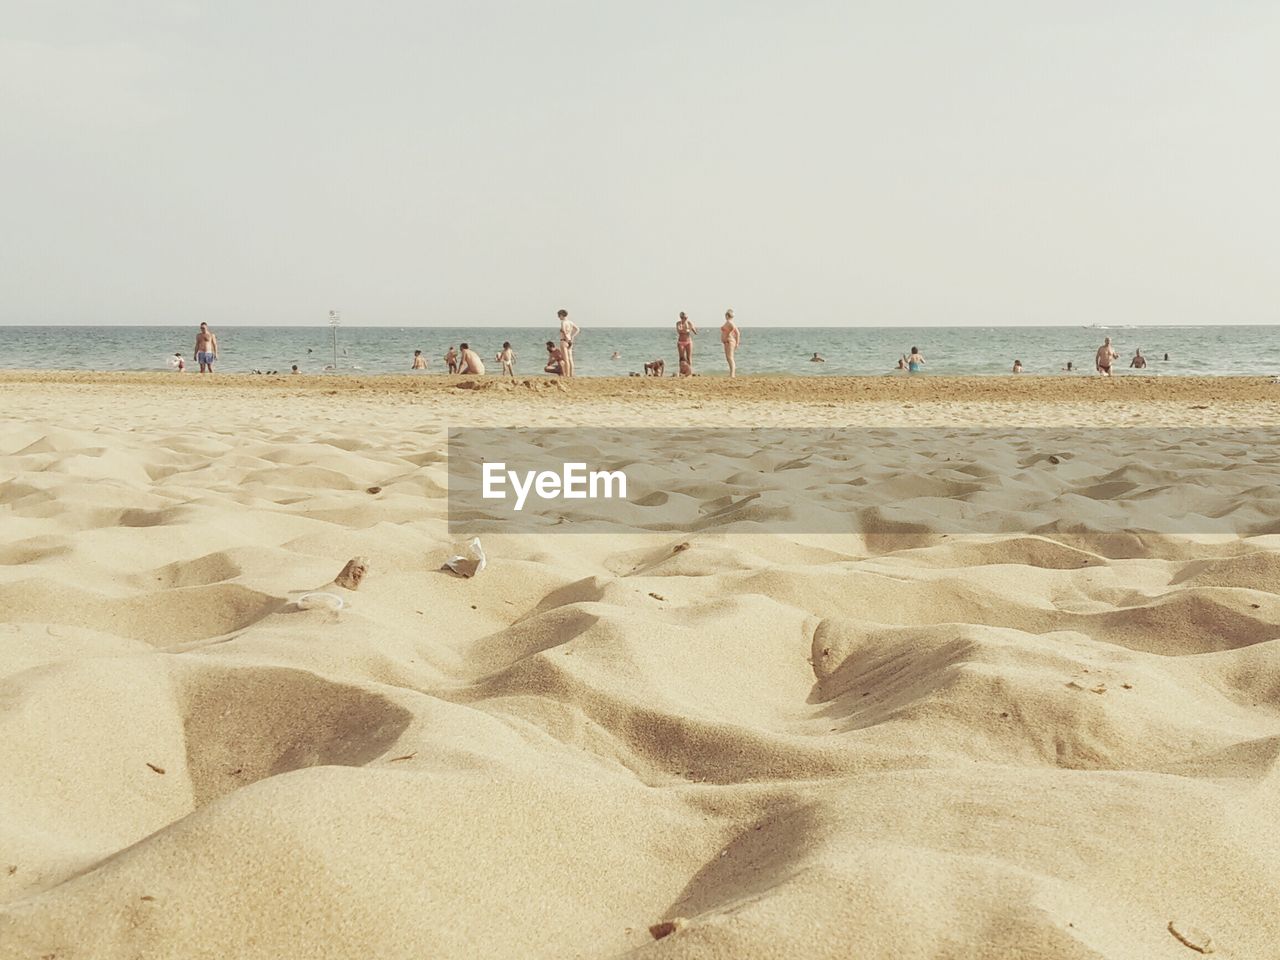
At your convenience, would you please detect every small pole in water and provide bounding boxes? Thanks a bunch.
[329,309,340,371]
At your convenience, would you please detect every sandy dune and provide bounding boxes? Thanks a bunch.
[1,375,1278,959]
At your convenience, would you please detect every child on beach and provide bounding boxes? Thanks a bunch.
[497,342,516,377]
[411,350,427,370]
[170,353,186,372]
[445,346,459,374]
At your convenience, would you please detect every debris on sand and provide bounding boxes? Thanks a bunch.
[334,556,370,590]
[443,538,487,578]
[1167,920,1215,953]
[649,918,686,940]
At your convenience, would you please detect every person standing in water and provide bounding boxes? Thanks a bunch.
[193,322,218,373]
[557,310,580,377]
[1012,359,1023,373]
[496,341,516,377]
[720,309,741,377]
[676,312,697,370]
[1130,348,1147,369]
[445,346,459,374]
[411,350,427,370]
[907,346,925,372]
[1096,337,1118,376]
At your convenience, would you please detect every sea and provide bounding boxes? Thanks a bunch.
[1,325,1277,378]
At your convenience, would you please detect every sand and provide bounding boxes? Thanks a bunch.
[2,372,1279,959]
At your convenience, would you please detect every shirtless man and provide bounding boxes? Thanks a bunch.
[411,350,427,370]
[193,322,218,373]
[544,340,565,375]
[558,310,580,377]
[720,309,741,378]
[1096,337,1118,376]
[1130,348,1147,369]
[676,312,697,370]
[458,342,485,375]
[445,346,459,373]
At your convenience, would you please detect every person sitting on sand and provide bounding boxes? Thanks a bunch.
[411,350,427,370]
[458,342,485,375]
[558,309,580,377]
[720,309,741,378]
[810,352,825,363]
[907,347,925,372]
[544,340,565,375]
[496,341,516,377]
[1012,359,1023,374]
[445,346,459,374]
[1130,348,1147,369]
[193,322,218,374]
[676,312,697,370]
[643,359,664,377]
[1096,337,1118,376]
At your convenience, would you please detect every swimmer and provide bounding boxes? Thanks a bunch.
[1012,359,1023,374]
[291,364,299,375]
[610,351,621,360]
[810,353,825,363]
[1096,337,1118,376]
[1130,348,1147,369]
[720,309,741,377]
[411,349,427,370]
[907,347,925,372]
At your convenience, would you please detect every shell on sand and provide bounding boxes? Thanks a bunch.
[334,557,370,590]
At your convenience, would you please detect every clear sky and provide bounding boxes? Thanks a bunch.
[3,1,1277,327]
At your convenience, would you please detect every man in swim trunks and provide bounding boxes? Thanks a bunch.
[193,322,218,373]
[558,309,580,377]
[1130,348,1147,369]
[1096,337,1118,376]
[676,312,697,370]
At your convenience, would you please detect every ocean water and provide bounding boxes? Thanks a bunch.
[1,325,1277,377]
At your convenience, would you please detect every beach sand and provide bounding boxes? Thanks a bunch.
[2,372,1279,959]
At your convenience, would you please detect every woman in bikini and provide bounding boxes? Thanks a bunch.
[720,309,741,378]
[676,312,697,373]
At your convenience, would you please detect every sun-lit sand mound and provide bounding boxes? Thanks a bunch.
[1,378,1278,959]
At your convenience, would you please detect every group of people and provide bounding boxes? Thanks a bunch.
[1011,339,1170,375]
[649,309,741,377]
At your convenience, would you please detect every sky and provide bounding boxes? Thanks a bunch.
[2,1,1278,327]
